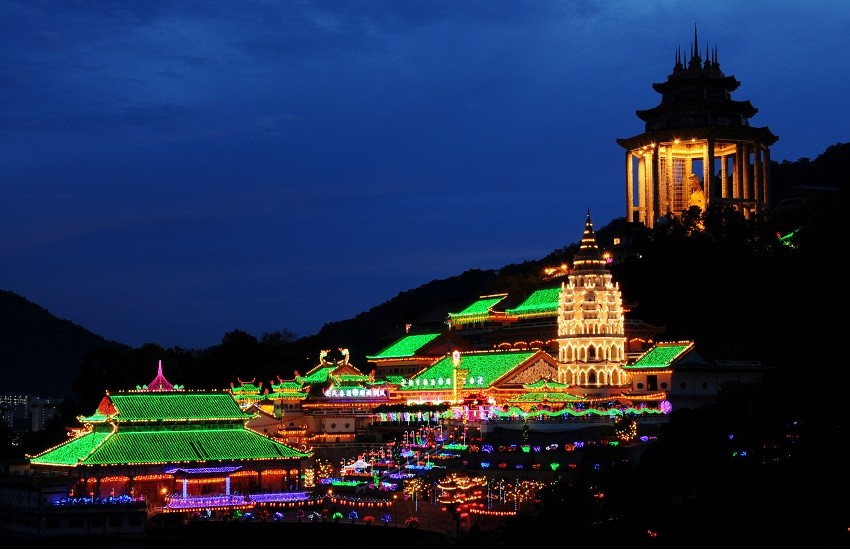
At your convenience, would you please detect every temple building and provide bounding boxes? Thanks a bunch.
[26,365,311,510]
[221,211,766,442]
[556,211,630,394]
[617,27,778,227]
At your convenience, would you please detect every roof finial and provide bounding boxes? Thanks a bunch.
[694,22,698,56]
[158,359,163,376]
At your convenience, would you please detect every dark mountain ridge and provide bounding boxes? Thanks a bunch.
[0,291,128,397]
[2,142,847,402]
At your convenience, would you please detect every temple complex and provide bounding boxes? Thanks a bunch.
[617,27,778,227]
[228,212,689,441]
[26,366,311,512]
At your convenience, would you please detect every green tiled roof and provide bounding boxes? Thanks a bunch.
[627,342,692,369]
[231,382,263,395]
[507,391,585,404]
[267,380,308,400]
[399,350,538,391]
[265,391,308,400]
[270,381,303,391]
[448,295,507,323]
[331,374,372,384]
[384,375,407,385]
[30,426,309,466]
[80,393,251,423]
[522,378,569,390]
[366,332,443,359]
[298,367,334,384]
[504,286,561,317]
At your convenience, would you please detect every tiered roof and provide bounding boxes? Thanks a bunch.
[267,377,309,400]
[230,378,264,402]
[29,366,311,468]
[398,350,538,392]
[572,211,607,271]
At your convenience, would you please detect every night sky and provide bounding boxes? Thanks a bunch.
[2,1,848,350]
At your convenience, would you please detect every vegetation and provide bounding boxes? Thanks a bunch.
[2,143,848,470]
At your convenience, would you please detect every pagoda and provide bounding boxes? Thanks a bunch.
[556,211,630,395]
[617,26,778,227]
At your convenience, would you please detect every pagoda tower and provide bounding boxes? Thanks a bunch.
[556,211,629,395]
[617,27,779,227]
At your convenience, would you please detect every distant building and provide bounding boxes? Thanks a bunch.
[30,397,62,432]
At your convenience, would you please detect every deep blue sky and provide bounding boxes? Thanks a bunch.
[2,1,848,350]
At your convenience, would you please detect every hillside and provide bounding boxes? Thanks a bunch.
[1,142,847,403]
[0,291,128,397]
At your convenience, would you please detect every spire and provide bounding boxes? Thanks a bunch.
[572,210,606,271]
[145,359,175,392]
[694,23,698,56]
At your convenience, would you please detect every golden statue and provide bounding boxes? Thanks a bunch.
[687,173,705,211]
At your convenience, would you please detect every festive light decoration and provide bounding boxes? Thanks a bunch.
[366,333,443,360]
[53,495,140,507]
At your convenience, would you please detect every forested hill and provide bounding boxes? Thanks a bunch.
[2,142,847,406]
[0,291,128,397]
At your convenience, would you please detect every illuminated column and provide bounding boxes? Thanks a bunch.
[735,146,744,205]
[226,476,231,495]
[182,479,188,498]
[706,137,715,205]
[637,154,647,225]
[721,154,728,198]
[665,145,674,215]
[650,146,659,224]
[753,143,762,211]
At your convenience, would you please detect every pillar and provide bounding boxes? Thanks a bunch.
[735,146,744,206]
[706,137,715,206]
[638,155,647,225]
[665,145,674,215]
[651,146,659,223]
[753,143,762,210]
[182,479,188,498]
[226,476,231,495]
